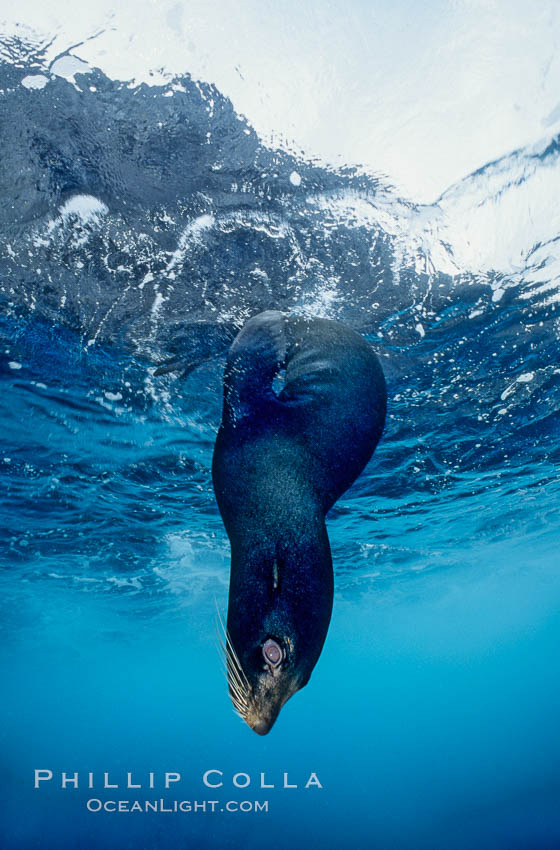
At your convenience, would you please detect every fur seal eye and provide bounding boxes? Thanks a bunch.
[262,638,283,667]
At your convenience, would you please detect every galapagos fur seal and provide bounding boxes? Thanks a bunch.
[212,311,387,735]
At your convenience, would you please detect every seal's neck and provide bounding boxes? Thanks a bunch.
[228,512,333,630]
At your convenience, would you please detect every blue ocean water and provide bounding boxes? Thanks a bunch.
[2,34,560,850]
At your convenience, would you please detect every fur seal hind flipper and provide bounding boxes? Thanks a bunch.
[222,310,288,421]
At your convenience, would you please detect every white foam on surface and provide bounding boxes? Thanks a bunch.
[21,74,49,89]
[6,0,560,202]
[50,54,91,86]
[59,195,109,221]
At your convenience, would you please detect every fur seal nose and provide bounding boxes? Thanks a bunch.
[251,719,274,736]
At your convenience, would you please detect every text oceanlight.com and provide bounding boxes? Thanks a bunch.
[86,799,269,813]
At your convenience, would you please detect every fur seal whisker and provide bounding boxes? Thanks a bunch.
[215,601,251,714]
[213,602,250,717]
[226,658,249,706]
[224,630,250,690]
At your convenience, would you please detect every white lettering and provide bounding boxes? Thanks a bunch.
[305,772,323,789]
[283,773,297,789]
[203,769,223,788]
[127,772,141,789]
[104,772,118,789]
[34,769,53,788]
[62,772,79,789]
[165,772,180,788]
[260,773,274,788]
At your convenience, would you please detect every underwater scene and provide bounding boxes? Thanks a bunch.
[2,2,560,848]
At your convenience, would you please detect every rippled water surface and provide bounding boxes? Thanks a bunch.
[2,9,560,849]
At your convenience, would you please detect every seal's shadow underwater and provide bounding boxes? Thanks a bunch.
[211,311,387,734]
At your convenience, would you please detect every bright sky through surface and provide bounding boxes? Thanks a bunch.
[4,0,560,202]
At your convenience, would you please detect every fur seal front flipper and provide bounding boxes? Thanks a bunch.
[153,321,238,377]
[212,311,387,734]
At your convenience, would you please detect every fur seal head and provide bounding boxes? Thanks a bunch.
[224,540,333,735]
